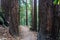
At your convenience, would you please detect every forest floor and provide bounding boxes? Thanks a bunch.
[0,25,37,40]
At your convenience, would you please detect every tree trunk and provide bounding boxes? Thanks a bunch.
[50,5,59,40]
[58,5,60,40]
[31,0,37,31]
[26,0,28,25]
[31,0,34,30]
[1,0,20,36]
[38,0,48,40]
[34,0,37,31]
[38,0,58,40]
[9,0,20,36]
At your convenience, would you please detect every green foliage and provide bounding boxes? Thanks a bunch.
[58,0,60,4]
[53,0,58,5]
[0,12,9,27]
[0,16,4,24]
[53,0,59,5]
[19,0,32,26]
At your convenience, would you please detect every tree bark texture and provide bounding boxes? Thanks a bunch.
[37,0,59,40]
[1,0,20,36]
[31,0,37,31]
[9,0,20,36]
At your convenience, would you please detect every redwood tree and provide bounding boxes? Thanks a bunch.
[9,0,20,36]
[37,0,58,40]
[31,0,37,31]
[1,0,20,36]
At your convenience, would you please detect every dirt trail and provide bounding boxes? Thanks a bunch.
[0,25,37,40]
[19,26,37,40]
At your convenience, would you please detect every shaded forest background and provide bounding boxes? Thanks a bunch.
[0,0,60,40]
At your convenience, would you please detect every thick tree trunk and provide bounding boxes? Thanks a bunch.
[37,0,57,40]
[31,0,37,31]
[50,5,59,40]
[34,0,37,31]
[58,5,60,40]
[38,0,48,40]
[1,0,20,36]
[9,0,20,36]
